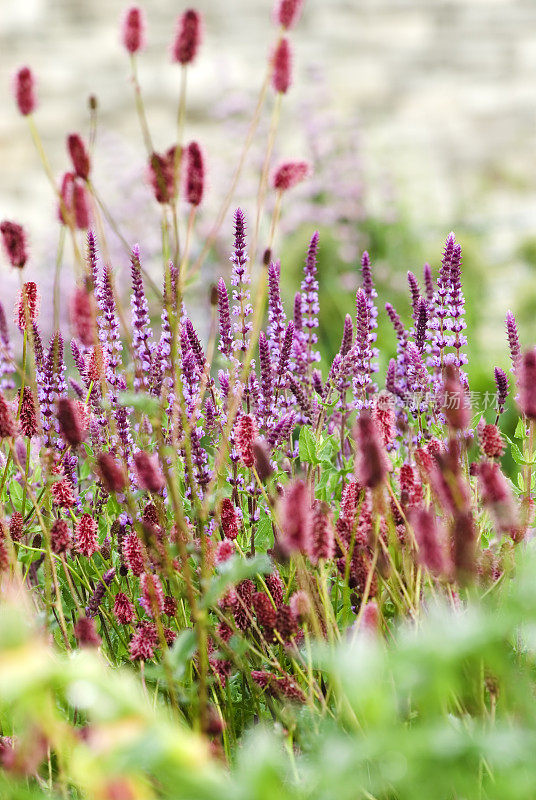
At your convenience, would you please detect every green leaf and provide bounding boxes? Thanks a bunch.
[515,418,525,439]
[118,391,160,416]
[299,426,319,465]
[168,629,197,680]
[202,554,272,608]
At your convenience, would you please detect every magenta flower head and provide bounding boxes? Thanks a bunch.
[70,287,95,346]
[147,148,176,204]
[184,141,205,206]
[409,507,448,577]
[13,66,37,116]
[272,160,310,192]
[0,394,17,440]
[67,134,91,181]
[354,410,389,489]
[122,6,146,54]
[518,347,536,419]
[235,414,258,468]
[129,622,157,661]
[9,512,23,543]
[271,38,292,93]
[310,500,334,563]
[122,531,145,576]
[57,397,87,447]
[72,181,90,229]
[133,450,165,492]
[0,221,28,269]
[279,478,313,557]
[275,0,304,29]
[172,9,202,65]
[97,452,127,493]
[16,281,39,331]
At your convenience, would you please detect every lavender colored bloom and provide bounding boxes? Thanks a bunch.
[86,567,115,618]
[275,320,294,391]
[385,358,397,395]
[415,296,428,353]
[446,243,468,376]
[407,271,421,320]
[185,318,206,373]
[98,266,125,392]
[292,291,308,382]
[217,277,233,357]
[130,245,153,390]
[494,367,508,415]
[339,313,353,356]
[301,231,320,367]
[429,232,456,373]
[352,288,374,406]
[312,369,324,398]
[230,208,251,355]
[423,262,434,303]
[40,333,67,446]
[258,331,273,421]
[267,412,295,449]
[505,310,520,373]
[267,260,286,361]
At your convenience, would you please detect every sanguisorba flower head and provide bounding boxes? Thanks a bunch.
[13,66,37,116]
[19,387,39,438]
[97,452,127,493]
[0,221,28,268]
[271,37,292,93]
[184,142,204,206]
[442,363,470,430]
[279,478,312,557]
[518,347,536,419]
[67,134,91,181]
[113,591,135,624]
[0,394,17,439]
[74,616,101,648]
[50,519,72,555]
[172,9,202,65]
[16,282,39,331]
[70,287,95,347]
[275,0,305,29]
[272,161,310,192]
[133,451,165,492]
[75,513,99,557]
[354,410,389,489]
[235,414,258,468]
[122,6,146,54]
[57,397,86,447]
[220,498,239,540]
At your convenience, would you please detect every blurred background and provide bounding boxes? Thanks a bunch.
[1,0,536,414]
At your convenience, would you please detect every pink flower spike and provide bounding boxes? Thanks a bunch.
[275,0,304,30]
[0,221,28,269]
[14,66,37,116]
[122,6,146,54]
[172,9,202,65]
[271,38,292,94]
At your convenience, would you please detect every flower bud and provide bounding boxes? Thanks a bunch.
[14,67,36,116]
[172,9,202,65]
[0,221,28,268]
[122,6,146,54]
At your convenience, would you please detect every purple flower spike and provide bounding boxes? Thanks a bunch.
[301,231,320,368]
[230,208,251,355]
[353,288,374,406]
[415,297,428,353]
[407,271,421,320]
[259,331,273,422]
[130,245,153,390]
[494,366,508,415]
[267,260,286,361]
[505,310,521,373]
[339,313,353,357]
[217,277,233,357]
[423,262,434,303]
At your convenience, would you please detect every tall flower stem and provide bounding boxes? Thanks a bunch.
[252,93,282,264]
[129,54,154,154]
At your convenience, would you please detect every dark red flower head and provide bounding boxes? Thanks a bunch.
[442,364,470,430]
[50,518,72,554]
[272,160,310,192]
[172,10,202,64]
[129,622,158,661]
[0,394,17,439]
[67,134,91,180]
[97,452,127,493]
[279,479,313,557]
[220,498,239,540]
[518,347,536,420]
[479,423,505,459]
[271,38,292,93]
[133,451,165,493]
[75,513,99,557]
[19,387,39,438]
[9,512,23,543]
[147,148,176,204]
[123,531,145,576]
[74,616,101,647]
[184,141,205,206]
[235,414,258,468]
[354,410,389,489]
[122,6,146,54]
[70,287,95,347]
[16,282,39,331]
[113,592,135,624]
[57,397,87,447]
[72,181,90,229]
[0,221,28,268]
[14,66,36,116]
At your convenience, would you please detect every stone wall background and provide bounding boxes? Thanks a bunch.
[1,0,536,344]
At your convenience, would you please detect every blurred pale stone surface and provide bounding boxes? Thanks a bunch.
[1,0,536,344]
